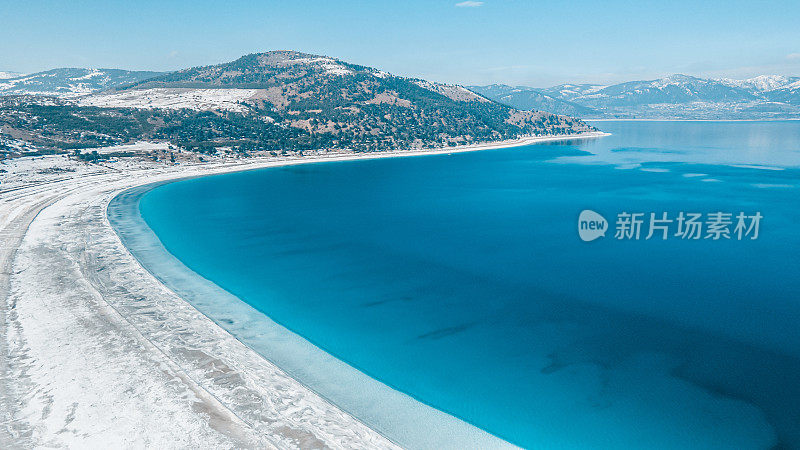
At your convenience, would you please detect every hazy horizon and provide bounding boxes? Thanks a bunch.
[1,57,796,90]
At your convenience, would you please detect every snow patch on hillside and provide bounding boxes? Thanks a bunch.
[720,75,796,92]
[78,88,260,112]
[281,56,354,76]
[320,63,353,76]
[83,141,172,154]
[73,70,105,80]
[557,84,606,97]
[412,80,489,102]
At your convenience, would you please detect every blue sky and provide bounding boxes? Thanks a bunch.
[2,0,799,86]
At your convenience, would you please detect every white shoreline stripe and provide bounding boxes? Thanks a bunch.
[1,163,400,449]
[110,185,513,449]
[0,132,604,448]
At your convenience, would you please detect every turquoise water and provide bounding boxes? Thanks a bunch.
[134,121,800,448]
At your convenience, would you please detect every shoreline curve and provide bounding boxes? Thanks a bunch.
[1,132,605,448]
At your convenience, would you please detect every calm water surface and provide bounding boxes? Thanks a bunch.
[138,121,800,448]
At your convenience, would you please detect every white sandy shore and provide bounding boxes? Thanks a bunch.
[0,132,605,449]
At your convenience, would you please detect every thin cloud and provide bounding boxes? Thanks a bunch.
[787,53,800,61]
[455,1,484,7]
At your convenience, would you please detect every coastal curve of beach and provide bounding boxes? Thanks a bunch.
[0,132,606,449]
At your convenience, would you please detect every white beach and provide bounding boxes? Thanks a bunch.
[0,132,605,449]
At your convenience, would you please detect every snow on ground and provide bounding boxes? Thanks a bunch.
[82,141,172,155]
[0,155,106,191]
[0,137,41,154]
[0,72,23,80]
[412,80,489,102]
[321,63,353,76]
[78,88,260,112]
[286,56,332,65]
[0,156,401,449]
[0,132,605,448]
[73,70,104,80]
[719,75,795,91]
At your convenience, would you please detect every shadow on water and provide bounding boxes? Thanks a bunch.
[508,278,800,448]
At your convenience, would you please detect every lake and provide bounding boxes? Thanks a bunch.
[123,121,800,449]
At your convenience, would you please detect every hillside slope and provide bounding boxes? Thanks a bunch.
[1,51,595,153]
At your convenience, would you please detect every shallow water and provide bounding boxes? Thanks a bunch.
[135,121,800,448]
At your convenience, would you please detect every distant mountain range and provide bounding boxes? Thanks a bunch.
[470,74,800,119]
[0,68,164,96]
[4,64,798,120]
[0,72,24,80]
[0,51,593,154]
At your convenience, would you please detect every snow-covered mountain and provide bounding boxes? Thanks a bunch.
[579,74,760,106]
[719,75,798,92]
[0,68,163,96]
[472,74,800,119]
[468,84,599,117]
[537,83,607,101]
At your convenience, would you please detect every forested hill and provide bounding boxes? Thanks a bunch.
[1,51,595,154]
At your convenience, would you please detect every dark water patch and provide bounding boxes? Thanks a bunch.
[610,146,686,154]
[416,323,476,340]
